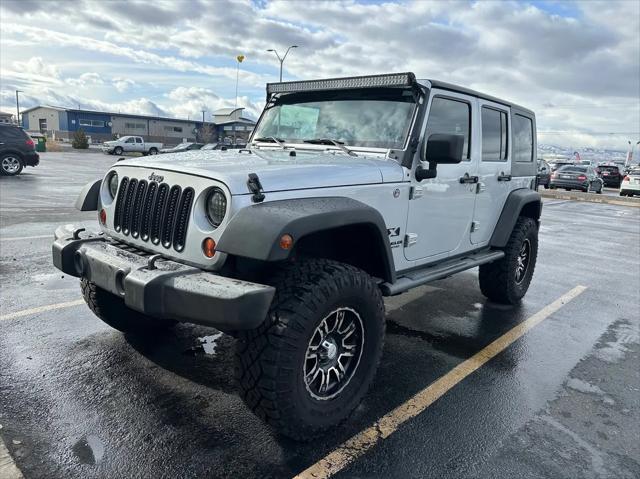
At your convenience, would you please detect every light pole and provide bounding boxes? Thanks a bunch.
[266,45,298,82]
[15,90,22,126]
[234,54,245,109]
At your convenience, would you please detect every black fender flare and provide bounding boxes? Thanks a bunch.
[75,179,101,211]
[490,188,542,248]
[217,197,396,282]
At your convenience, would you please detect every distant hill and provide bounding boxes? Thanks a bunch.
[538,144,628,163]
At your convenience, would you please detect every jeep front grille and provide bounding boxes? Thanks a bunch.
[114,177,194,252]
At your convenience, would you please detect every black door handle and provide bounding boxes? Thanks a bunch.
[459,174,479,184]
[497,173,512,181]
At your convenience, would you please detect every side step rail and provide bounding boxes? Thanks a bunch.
[380,250,505,296]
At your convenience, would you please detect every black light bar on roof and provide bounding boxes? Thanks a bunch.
[267,72,416,95]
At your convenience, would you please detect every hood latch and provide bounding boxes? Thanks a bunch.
[247,173,265,203]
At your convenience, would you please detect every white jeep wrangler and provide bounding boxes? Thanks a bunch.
[53,73,541,440]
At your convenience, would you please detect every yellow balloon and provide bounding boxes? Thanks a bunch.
[237,55,245,63]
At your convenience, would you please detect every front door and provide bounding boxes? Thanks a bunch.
[471,101,512,245]
[404,91,479,262]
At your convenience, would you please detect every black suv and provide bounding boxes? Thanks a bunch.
[0,124,39,176]
[596,164,623,188]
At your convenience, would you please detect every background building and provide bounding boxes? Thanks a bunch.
[0,111,15,124]
[20,106,255,145]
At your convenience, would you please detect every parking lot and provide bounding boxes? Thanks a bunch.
[1,152,639,478]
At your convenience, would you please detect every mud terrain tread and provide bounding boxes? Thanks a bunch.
[81,279,174,333]
[479,217,538,304]
[235,258,385,440]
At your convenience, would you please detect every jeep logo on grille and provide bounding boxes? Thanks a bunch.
[148,172,164,183]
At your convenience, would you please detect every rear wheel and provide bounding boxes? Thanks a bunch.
[235,259,385,440]
[148,147,158,155]
[479,217,538,304]
[81,279,175,334]
[0,154,23,176]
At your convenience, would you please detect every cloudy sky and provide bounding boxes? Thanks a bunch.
[1,0,638,149]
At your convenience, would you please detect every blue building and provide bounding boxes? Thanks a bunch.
[20,105,255,145]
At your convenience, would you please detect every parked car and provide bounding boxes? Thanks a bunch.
[537,159,550,188]
[53,72,541,440]
[160,142,204,154]
[102,136,162,156]
[550,165,603,193]
[549,160,573,172]
[596,163,623,188]
[620,167,640,197]
[0,124,39,176]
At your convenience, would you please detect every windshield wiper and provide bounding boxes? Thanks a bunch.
[253,136,285,149]
[303,138,358,157]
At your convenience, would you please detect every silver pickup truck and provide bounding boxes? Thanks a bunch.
[102,136,162,156]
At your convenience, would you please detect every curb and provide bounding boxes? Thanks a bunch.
[0,436,24,479]
[539,189,640,207]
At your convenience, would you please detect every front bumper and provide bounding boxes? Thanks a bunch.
[101,147,114,153]
[52,225,275,330]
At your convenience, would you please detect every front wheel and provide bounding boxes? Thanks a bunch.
[0,154,23,176]
[479,217,538,305]
[114,146,123,156]
[81,279,175,334]
[235,259,385,440]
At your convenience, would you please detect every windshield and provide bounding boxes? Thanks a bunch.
[253,89,417,149]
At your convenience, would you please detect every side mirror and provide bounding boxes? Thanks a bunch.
[415,133,465,181]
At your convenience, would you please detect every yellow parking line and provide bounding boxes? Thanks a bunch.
[0,299,85,322]
[294,285,588,479]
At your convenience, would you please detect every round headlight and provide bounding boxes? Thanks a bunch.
[206,188,227,227]
[108,172,119,198]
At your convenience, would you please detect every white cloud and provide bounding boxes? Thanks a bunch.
[112,77,135,92]
[66,72,104,87]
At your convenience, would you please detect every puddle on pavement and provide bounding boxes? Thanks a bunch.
[184,332,225,356]
[72,434,104,465]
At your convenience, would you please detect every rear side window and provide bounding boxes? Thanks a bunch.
[513,114,533,162]
[425,97,471,159]
[0,127,27,140]
[481,107,508,161]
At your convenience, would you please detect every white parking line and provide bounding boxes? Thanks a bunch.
[0,436,24,479]
[0,299,85,322]
[294,285,588,479]
[0,235,51,242]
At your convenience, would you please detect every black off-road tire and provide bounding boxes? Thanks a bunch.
[235,259,385,440]
[479,217,538,305]
[81,279,175,334]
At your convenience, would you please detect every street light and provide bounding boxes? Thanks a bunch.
[15,90,22,126]
[266,45,298,82]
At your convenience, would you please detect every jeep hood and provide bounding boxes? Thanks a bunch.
[116,149,405,194]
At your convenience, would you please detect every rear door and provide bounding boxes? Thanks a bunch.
[471,101,512,245]
[134,137,144,152]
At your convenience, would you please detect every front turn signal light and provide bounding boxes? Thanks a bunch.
[202,237,216,258]
[99,208,107,225]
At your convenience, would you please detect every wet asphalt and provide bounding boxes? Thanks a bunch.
[0,152,639,478]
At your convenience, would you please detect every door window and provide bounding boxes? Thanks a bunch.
[135,137,142,143]
[425,97,471,159]
[125,137,135,143]
[513,114,533,163]
[481,107,508,161]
